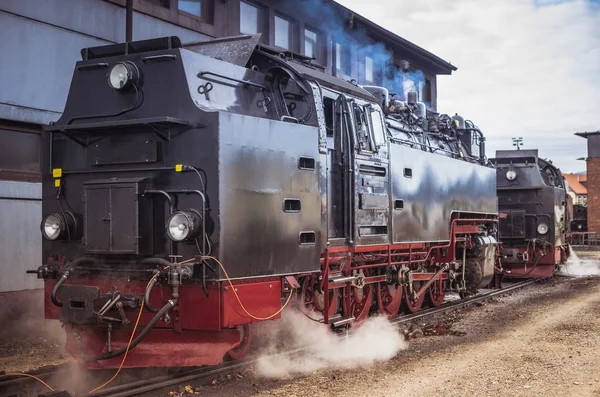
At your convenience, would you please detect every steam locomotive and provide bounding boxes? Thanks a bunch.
[571,204,587,233]
[32,34,500,369]
[491,150,570,278]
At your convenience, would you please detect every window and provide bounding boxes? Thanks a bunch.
[0,128,41,177]
[178,0,204,17]
[323,97,335,137]
[370,110,385,147]
[353,104,374,152]
[334,42,351,76]
[274,15,291,50]
[240,1,260,34]
[304,28,318,60]
[422,79,432,104]
[365,56,374,82]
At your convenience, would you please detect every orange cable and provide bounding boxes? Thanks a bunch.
[88,270,163,394]
[0,372,55,391]
[202,256,295,320]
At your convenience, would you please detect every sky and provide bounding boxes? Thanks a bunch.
[337,0,600,173]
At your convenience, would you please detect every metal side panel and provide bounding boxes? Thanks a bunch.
[389,144,497,243]
[217,112,322,279]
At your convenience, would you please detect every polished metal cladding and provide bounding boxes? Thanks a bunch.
[389,144,497,243]
[216,112,322,279]
[180,49,270,119]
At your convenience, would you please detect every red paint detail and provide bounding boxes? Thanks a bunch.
[377,282,403,319]
[403,282,425,313]
[64,325,240,369]
[426,279,446,307]
[177,283,221,331]
[411,273,449,281]
[221,280,282,327]
[502,246,561,278]
[301,273,338,319]
[226,324,252,360]
[454,225,480,234]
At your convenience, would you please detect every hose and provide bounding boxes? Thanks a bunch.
[86,299,175,361]
[50,271,69,307]
[143,277,160,313]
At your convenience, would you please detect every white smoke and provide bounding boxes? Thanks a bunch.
[254,310,407,378]
[556,246,600,277]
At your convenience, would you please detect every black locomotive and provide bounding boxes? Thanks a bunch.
[32,34,499,369]
[571,204,588,233]
[491,149,570,278]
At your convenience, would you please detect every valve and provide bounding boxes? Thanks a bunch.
[26,264,57,279]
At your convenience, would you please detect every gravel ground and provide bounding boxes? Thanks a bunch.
[172,275,600,397]
[0,318,70,373]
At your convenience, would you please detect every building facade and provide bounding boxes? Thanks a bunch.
[563,173,587,206]
[0,0,455,318]
[576,131,600,233]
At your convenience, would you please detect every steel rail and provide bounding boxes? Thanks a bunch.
[391,279,541,326]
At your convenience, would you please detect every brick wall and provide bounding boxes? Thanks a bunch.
[587,157,600,233]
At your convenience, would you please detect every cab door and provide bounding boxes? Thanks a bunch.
[323,93,348,241]
[352,103,390,245]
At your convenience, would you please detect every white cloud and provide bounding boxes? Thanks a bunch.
[337,0,600,172]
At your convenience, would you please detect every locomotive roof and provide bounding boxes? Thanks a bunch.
[494,149,539,159]
[275,55,377,102]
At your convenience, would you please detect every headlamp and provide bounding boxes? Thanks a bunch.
[107,61,139,90]
[166,210,202,242]
[506,169,517,181]
[537,223,549,235]
[41,214,68,241]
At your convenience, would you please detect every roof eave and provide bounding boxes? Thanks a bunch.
[331,1,457,75]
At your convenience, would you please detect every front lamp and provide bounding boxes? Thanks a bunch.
[41,213,74,241]
[537,223,549,235]
[506,169,517,181]
[107,61,139,90]
[166,210,202,242]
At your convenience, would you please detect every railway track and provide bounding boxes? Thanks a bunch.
[0,279,541,397]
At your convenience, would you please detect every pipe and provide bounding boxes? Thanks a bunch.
[51,271,70,307]
[141,257,173,268]
[144,277,160,313]
[51,257,98,307]
[126,0,133,42]
[87,299,176,361]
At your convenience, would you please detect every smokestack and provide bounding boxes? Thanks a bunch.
[126,0,133,42]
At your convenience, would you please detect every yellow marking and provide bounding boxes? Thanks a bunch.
[175,164,183,172]
[52,168,62,178]
[54,179,61,187]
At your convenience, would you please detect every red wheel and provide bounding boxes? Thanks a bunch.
[300,274,338,319]
[425,279,445,307]
[402,281,425,313]
[349,282,373,326]
[227,324,251,360]
[377,282,403,319]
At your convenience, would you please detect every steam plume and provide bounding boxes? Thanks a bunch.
[253,310,407,378]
